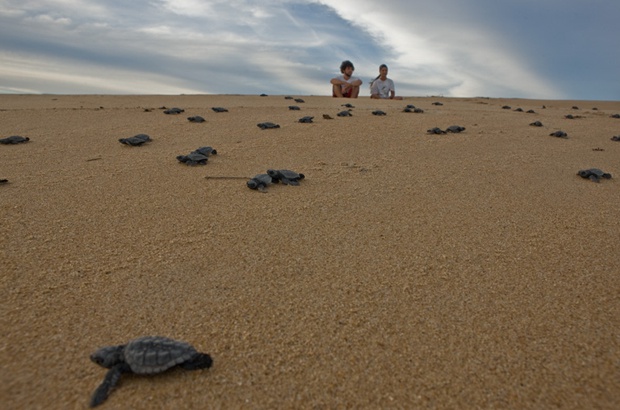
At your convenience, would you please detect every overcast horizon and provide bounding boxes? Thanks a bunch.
[1,1,619,100]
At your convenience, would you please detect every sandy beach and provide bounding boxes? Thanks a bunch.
[1,94,619,409]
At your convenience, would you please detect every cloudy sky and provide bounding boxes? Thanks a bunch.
[1,0,618,99]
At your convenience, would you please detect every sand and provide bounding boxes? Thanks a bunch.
[1,94,619,409]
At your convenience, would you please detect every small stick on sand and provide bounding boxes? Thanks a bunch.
[86,157,103,162]
[204,176,250,180]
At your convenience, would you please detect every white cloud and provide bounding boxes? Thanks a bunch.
[0,1,617,98]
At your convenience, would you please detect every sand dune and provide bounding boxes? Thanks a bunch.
[1,94,619,409]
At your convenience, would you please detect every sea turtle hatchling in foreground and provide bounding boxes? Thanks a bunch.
[577,168,612,183]
[187,116,206,123]
[211,107,228,113]
[372,110,386,116]
[267,169,305,185]
[0,136,30,144]
[298,116,314,123]
[530,121,543,127]
[337,110,352,117]
[119,134,152,146]
[90,336,212,407]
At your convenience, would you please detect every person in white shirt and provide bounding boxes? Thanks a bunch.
[330,60,362,98]
[370,64,403,100]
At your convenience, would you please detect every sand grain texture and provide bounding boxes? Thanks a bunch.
[1,95,619,409]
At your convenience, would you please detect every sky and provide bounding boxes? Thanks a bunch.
[1,0,619,100]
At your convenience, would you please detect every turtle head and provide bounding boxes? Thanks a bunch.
[247,179,259,189]
[90,345,125,368]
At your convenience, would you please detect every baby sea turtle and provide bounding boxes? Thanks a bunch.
[211,107,228,113]
[294,98,305,103]
[288,106,301,110]
[284,96,294,100]
[177,152,209,165]
[611,136,620,141]
[323,114,333,120]
[446,125,465,133]
[298,116,314,123]
[267,169,305,185]
[549,131,568,138]
[257,122,280,129]
[372,110,386,116]
[260,93,268,97]
[427,127,446,135]
[90,336,212,407]
[0,136,30,144]
[193,146,217,156]
[526,109,536,114]
[341,103,355,108]
[577,168,612,183]
[119,134,152,146]
[403,107,423,113]
[337,110,352,117]
[514,108,524,112]
[187,116,206,123]
[247,173,275,192]
[406,104,416,109]
[610,114,620,119]
[432,102,443,106]
[530,121,543,127]
[572,106,579,110]
[164,107,184,114]
[0,179,8,184]
[502,105,511,109]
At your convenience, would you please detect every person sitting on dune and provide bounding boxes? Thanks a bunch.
[331,60,362,98]
[370,64,403,100]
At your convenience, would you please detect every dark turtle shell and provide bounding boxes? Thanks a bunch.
[247,173,273,191]
[0,136,30,144]
[298,116,314,123]
[549,131,568,138]
[188,116,206,123]
[164,107,184,114]
[372,110,386,116]
[427,127,446,135]
[177,152,208,165]
[257,122,280,129]
[267,169,305,185]
[119,134,151,146]
[123,336,199,374]
[337,110,352,117]
[446,125,465,133]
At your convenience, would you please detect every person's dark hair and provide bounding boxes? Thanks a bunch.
[340,60,354,73]
[371,64,388,87]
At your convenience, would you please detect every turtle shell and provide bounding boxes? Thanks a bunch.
[0,136,30,144]
[123,336,198,374]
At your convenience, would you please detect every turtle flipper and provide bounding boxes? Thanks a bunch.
[180,353,213,370]
[90,364,127,407]
[588,175,600,183]
[281,178,300,186]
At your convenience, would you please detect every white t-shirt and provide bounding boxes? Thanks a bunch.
[370,78,395,98]
[335,74,361,91]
